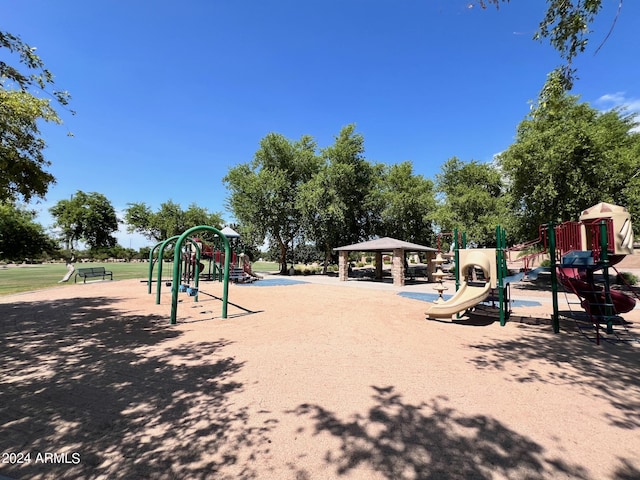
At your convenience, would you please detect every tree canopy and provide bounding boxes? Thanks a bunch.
[497,71,640,240]
[0,31,72,203]
[50,191,119,250]
[373,161,437,246]
[0,31,71,106]
[0,201,57,261]
[224,132,321,273]
[298,125,381,269]
[0,90,60,202]
[124,201,224,244]
[434,157,510,247]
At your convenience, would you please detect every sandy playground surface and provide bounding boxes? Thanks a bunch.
[1,265,639,480]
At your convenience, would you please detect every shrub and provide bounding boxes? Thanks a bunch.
[617,271,638,286]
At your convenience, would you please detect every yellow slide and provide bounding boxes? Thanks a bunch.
[425,248,496,320]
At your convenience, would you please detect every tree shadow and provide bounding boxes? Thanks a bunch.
[290,386,589,479]
[0,296,276,479]
[468,325,640,431]
[613,458,640,480]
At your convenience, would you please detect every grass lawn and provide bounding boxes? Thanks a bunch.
[0,261,281,297]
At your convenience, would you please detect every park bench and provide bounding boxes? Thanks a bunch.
[74,266,114,283]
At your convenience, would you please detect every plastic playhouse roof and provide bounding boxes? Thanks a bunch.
[220,226,240,238]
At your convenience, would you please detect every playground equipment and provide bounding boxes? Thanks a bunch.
[144,225,259,324]
[58,253,76,283]
[431,253,448,302]
[147,224,254,296]
[506,202,637,343]
[425,203,637,343]
[170,226,231,324]
[425,226,510,324]
[542,203,637,343]
[147,235,201,304]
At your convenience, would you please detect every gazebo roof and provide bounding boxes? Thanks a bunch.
[334,236,437,253]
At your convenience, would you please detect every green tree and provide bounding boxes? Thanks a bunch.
[0,201,58,261]
[298,125,380,270]
[497,72,640,240]
[0,31,72,203]
[480,1,615,89]
[124,201,224,243]
[224,133,321,273]
[434,157,509,247]
[0,89,61,203]
[50,191,119,249]
[374,161,437,245]
[0,31,71,105]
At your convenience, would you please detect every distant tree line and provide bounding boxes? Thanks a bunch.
[0,196,225,263]
[226,75,640,272]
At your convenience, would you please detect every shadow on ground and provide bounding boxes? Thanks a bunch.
[0,296,275,479]
[289,386,591,480]
[468,324,640,431]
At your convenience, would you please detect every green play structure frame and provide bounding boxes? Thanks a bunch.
[167,225,231,324]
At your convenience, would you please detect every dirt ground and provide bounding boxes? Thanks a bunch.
[1,266,639,479]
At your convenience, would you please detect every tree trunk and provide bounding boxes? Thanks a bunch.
[323,244,331,274]
[277,236,288,274]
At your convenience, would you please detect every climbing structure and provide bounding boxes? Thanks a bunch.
[543,203,637,343]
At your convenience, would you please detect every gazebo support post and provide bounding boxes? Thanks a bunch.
[392,248,405,286]
[338,251,349,281]
[375,252,383,279]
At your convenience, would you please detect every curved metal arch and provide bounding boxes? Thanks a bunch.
[170,226,231,324]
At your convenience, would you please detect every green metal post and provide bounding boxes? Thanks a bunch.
[600,220,614,334]
[191,241,202,302]
[497,225,507,326]
[147,243,162,294]
[170,226,231,324]
[548,222,560,333]
[454,228,460,292]
[155,235,179,304]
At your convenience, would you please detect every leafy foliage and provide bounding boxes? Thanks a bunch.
[0,89,60,202]
[298,125,381,269]
[480,1,611,89]
[224,133,321,273]
[434,157,510,246]
[0,31,72,203]
[50,191,119,250]
[497,72,640,240]
[373,161,437,246]
[0,201,58,261]
[0,31,71,107]
[124,201,224,243]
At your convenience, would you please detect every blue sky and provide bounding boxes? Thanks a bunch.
[3,1,639,249]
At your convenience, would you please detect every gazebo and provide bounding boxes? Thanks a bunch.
[333,237,438,286]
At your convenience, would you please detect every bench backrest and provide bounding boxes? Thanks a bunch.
[78,267,106,274]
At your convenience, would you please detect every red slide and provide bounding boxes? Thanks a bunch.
[558,267,636,315]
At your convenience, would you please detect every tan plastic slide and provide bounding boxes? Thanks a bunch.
[424,281,491,319]
[425,248,496,320]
